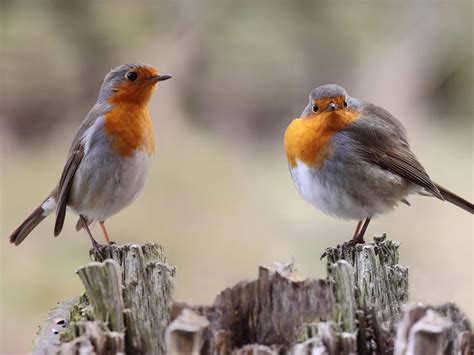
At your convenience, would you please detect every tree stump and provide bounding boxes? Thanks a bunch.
[34,243,176,355]
[33,236,471,354]
[166,235,471,354]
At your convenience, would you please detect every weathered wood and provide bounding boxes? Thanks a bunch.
[168,262,334,353]
[59,321,124,355]
[165,235,470,354]
[77,260,125,333]
[165,308,210,354]
[324,234,409,353]
[33,297,81,355]
[89,243,176,354]
[394,303,472,355]
[34,236,472,355]
[33,243,176,355]
[211,262,334,348]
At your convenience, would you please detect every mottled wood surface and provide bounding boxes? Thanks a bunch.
[34,243,175,355]
[167,235,471,354]
[33,297,80,355]
[394,303,472,355]
[168,262,334,353]
[34,237,471,355]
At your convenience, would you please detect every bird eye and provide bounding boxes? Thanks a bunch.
[343,100,348,108]
[312,104,319,113]
[126,71,138,81]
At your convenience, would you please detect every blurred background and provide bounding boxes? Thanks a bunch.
[1,0,472,353]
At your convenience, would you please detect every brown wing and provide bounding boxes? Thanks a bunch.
[373,148,443,199]
[52,103,108,236]
[344,102,443,200]
[54,142,84,236]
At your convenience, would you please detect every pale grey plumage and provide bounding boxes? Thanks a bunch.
[9,63,168,246]
[288,84,472,236]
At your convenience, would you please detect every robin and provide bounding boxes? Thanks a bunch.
[8,63,171,249]
[284,84,473,244]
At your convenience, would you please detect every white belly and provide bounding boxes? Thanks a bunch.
[289,160,397,220]
[70,150,152,222]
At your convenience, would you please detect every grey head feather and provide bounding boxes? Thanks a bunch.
[309,84,348,101]
[302,84,359,117]
[97,62,155,104]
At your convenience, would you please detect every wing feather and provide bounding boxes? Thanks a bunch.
[54,144,84,236]
[52,103,108,236]
[375,150,443,199]
[344,102,443,199]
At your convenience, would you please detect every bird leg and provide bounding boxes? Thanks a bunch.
[320,219,368,259]
[352,220,363,239]
[80,215,101,250]
[99,221,114,245]
[351,217,371,244]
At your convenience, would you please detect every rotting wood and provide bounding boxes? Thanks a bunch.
[168,262,334,353]
[166,235,471,354]
[89,243,176,354]
[323,234,410,353]
[76,259,125,333]
[165,308,210,354]
[33,236,472,355]
[33,243,176,355]
[33,297,81,355]
[394,303,472,355]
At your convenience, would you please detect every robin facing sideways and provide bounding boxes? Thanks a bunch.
[284,84,473,244]
[8,63,171,249]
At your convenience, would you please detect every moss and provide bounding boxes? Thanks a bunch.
[59,294,95,343]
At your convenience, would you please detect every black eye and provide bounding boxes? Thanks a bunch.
[343,100,348,108]
[312,104,319,113]
[126,71,138,81]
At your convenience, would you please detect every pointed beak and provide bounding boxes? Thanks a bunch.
[327,102,338,111]
[150,74,172,82]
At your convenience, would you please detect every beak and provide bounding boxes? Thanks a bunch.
[327,102,338,111]
[150,74,172,82]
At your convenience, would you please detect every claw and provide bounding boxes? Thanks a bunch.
[88,242,107,260]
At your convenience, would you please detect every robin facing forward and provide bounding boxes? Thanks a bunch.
[284,84,473,244]
[9,63,171,249]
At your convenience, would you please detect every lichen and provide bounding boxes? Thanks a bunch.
[59,293,94,343]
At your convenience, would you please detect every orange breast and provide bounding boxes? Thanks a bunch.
[104,104,155,158]
[284,109,360,168]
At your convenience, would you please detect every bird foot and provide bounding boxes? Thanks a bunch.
[88,242,107,258]
[320,235,366,260]
[348,234,366,246]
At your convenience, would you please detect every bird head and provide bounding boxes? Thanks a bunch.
[98,63,171,106]
[301,84,356,118]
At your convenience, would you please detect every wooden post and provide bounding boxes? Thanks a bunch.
[33,236,471,354]
[324,234,409,353]
[34,243,176,355]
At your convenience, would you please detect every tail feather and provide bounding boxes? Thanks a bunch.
[8,196,55,246]
[435,183,474,214]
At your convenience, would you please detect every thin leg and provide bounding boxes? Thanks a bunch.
[80,215,101,249]
[352,220,363,239]
[358,218,371,239]
[99,221,112,245]
[352,217,371,244]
